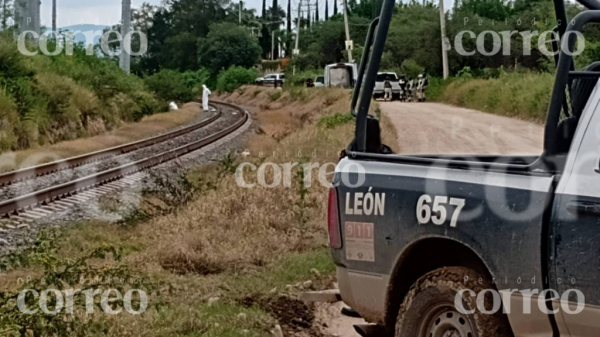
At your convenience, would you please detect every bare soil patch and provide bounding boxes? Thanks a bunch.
[380,101,543,155]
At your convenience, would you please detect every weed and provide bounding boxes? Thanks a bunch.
[0,229,60,272]
[294,162,310,248]
[435,72,553,122]
[118,162,200,226]
[0,230,155,336]
[269,91,282,102]
[317,112,354,129]
[287,87,308,102]
[323,94,338,107]
[217,152,238,176]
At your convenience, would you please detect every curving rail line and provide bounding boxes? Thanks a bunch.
[0,101,249,221]
[0,102,222,187]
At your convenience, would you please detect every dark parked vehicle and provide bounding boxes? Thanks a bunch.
[329,0,600,336]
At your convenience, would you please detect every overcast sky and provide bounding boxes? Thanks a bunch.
[42,0,457,28]
[43,0,278,28]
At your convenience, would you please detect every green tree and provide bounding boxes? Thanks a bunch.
[458,0,512,20]
[198,22,262,75]
[216,66,259,92]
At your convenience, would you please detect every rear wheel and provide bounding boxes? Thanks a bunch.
[395,267,513,337]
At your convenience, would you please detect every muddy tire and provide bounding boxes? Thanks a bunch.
[395,267,514,337]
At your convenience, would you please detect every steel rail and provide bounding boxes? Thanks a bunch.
[0,103,222,187]
[0,101,249,218]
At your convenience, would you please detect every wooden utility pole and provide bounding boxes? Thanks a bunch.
[119,0,132,73]
[342,0,352,62]
[439,0,449,79]
[325,0,328,20]
[239,1,242,25]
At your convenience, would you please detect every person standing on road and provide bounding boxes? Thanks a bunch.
[384,78,392,101]
[202,85,211,112]
[407,77,414,102]
[417,74,428,102]
[399,75,407,102]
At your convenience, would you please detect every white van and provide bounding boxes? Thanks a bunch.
[324,63,358,88]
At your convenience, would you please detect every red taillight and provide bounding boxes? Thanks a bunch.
[328,188,342,249]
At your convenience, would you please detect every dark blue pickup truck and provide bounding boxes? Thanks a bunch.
[329,0,600,336]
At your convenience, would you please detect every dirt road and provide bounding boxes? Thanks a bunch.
[380,102,544,155]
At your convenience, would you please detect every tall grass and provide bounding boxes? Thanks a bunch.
[0,34,160,152]
[432,72,554,122]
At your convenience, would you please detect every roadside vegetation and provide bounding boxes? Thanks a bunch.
[428,70,554,122]
[0,34,160,152]
[0,103,202,172]
[0,86,397,336]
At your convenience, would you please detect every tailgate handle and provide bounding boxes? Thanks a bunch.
[567,201,600,216]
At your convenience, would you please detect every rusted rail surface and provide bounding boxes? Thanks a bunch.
[0,103,222,187]
[0,102,249,218]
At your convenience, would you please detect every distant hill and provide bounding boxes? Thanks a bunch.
[60,24,109,45]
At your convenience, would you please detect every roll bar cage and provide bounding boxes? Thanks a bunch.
[352,0,600,158]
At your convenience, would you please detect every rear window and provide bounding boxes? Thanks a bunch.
[316,76,324,83]
[376,73,398,81]
[329,68,352,88]
[280,75,285,79]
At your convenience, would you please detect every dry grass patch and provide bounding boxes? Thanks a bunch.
[0,86,398,336]
[0,103,202,172]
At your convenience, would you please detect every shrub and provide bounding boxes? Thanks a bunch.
[216,66,258,93]
[0,88,19,151]
[436,71,553,121]
[284,70,323,88]
[0,34,162,151]
[144,69,194,104]
[317,112,354,129]
[34,73,83,141]
[269,91,282,101]
[182,68,211,97]
[131,90,160,121]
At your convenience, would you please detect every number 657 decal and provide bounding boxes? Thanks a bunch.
[416,194,466,228]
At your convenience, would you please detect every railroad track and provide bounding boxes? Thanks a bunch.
[0,101,249,227]
[0,102,222,187]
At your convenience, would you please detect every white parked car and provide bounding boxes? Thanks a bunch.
[255,73,285,87]
[314,75,325,87]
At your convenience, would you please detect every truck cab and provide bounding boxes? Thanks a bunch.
[329,0,600,336]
